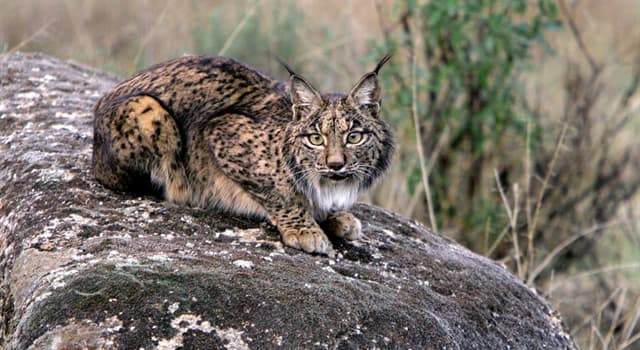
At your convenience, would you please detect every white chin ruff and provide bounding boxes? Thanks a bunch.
[310,181,359,220]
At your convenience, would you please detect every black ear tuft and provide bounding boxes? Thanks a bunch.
[276,57,298,77]
[348,53,392,114]
[348,73,380,108]
[373,53,392,75]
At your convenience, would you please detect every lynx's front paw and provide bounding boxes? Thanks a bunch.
[322,212,362,241]
[282,227,330,254]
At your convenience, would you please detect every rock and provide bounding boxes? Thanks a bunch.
[0,52,577,350]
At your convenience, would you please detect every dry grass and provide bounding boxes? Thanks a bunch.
[1,0,639,348]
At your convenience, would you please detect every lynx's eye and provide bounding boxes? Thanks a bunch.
[307,133,324,146]
[346,131,363,144]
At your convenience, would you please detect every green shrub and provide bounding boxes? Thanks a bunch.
[371,0,562,253]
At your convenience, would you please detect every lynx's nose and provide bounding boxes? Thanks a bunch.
[327,154,345,170]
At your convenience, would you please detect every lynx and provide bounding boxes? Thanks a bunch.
[92,55,395,254]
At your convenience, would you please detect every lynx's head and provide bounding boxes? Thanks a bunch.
[283,55,395,219]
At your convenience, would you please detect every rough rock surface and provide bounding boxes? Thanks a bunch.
[0,52,577,350]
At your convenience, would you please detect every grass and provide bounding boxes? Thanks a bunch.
[1,0,639,348]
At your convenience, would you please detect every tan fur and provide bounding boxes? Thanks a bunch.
[92,55,394,254]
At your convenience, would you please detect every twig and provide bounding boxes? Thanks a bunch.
[487,226,510,257]
[134,0,172,69]
[410,41,438,232]
[619,333,640,350]
[494,169,513,223]
[526,122,568,270]
[483,219,491,255]
[406,126,449,217]
[511,184,520,272]
[524,121,534,278]
[569,288,622,336]
[219,0,261,56]
[592,320,606,349]
[294,37,352,64]
[549,262,640,290]
[558,0,600,74]
[404,157,422,216]
[620,301,640,349]
[64,0,95,60]
[528,221,625,284]
[603,289,627,347]
[375,0,391,40]
[5,20,54,55]
[374,0,410,92]
[619,51,640,108]
[493,168,522,277]
[622,298,640,339]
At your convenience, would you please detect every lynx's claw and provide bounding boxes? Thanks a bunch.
[282,227,331,254]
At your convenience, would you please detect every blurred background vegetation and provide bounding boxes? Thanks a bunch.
[2,0,639,348]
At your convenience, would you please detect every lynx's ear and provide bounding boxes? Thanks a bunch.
[289,75,323,120]
[348,54,392,117]
[278,58,324,120]
[290,75,322,107]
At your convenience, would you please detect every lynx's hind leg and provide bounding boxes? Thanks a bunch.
[93,95,190,203]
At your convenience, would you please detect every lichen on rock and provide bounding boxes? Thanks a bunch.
[0,52,577,349]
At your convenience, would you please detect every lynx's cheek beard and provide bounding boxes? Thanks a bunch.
[309,179,361,221]
[311,180,360,220]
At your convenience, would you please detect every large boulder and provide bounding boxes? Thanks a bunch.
[0,52,577,349]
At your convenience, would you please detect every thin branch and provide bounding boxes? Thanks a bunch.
[549,262,640,290]
[375,0,391,40]
[374,0,410,91]
[412,81,439,233]
[603,289,627,346]
[525,121,535,275]
[528,221,625,284]
[487,226,510,257]
[406,126,449,216]
[5,20,54,56]
[619,51,640,108]
[294,37,352,64]
[558,0,601,74]
[526,123,568,265]
[619,333,640,350]
[569,288,622,336]
[218,0,260,56]
[620,301,640,349]
[410,42,438,232]
[494,168,514,225]
[494,168,522,277]
[134,0,172,68]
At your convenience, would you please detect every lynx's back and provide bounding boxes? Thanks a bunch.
[95,56,289,122]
